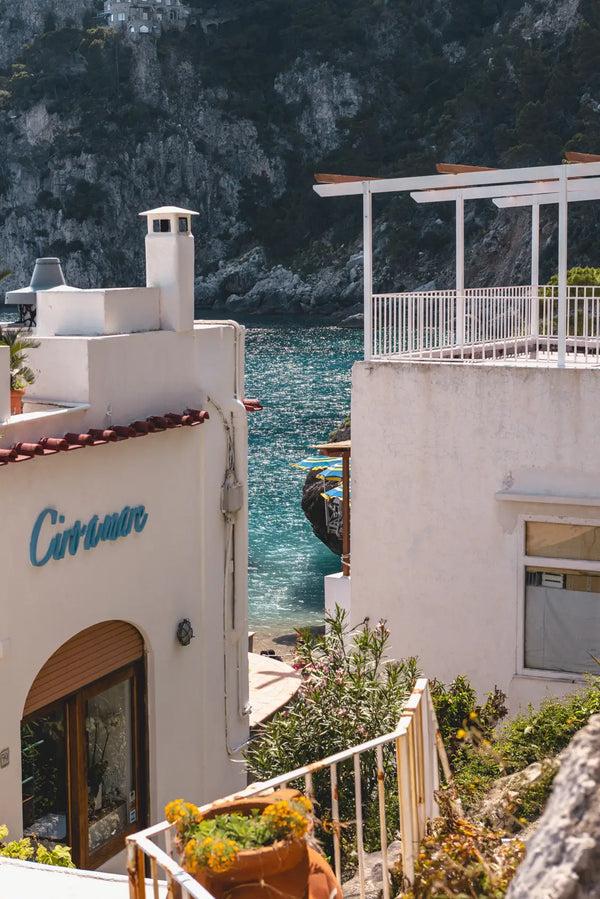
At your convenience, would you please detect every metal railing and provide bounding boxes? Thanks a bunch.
[371,285,600,365]
[126,678,445,899]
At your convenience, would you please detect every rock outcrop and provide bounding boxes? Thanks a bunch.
[301,420,350,556]
[0,1,597,314]
[507,714,600,899]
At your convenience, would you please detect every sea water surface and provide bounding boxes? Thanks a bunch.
[242,317,362,630]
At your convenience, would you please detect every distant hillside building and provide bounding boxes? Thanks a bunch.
[104,0,190,35]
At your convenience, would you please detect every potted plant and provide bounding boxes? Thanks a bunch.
[165,790,342,899]
[0,326,40,415]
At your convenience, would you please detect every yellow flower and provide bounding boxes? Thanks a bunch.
[469,711,478,720]
[456,728,467,740]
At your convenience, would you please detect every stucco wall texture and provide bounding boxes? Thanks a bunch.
[351,360,600,711]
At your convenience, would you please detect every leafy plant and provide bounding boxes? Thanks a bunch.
[547,266,600,287]
[0,326,40,390]
[0,825,75,868]
[165,796,311,875]
[393,806,525,899]
[245,608,418,865]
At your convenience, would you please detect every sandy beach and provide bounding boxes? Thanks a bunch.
[250,625,325,663]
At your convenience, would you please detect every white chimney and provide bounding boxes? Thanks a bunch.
[139,206,198,331]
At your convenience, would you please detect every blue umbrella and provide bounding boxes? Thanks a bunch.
[291,455,339,471]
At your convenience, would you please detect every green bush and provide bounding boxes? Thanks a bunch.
[432,674,600,811]
[547,266,600,287]
[495,677,600,772]
[245,608,418,865]
[0,825,75,867]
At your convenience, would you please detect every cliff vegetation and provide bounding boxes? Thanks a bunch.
[1,1,600,314]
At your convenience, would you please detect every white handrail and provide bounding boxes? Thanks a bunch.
[126,678,442,898]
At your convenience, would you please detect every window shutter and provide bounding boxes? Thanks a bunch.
[23,620,144,718]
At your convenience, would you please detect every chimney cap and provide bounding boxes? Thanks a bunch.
[139,206,198,217]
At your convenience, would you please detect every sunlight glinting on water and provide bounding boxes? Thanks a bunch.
[243,318,362,629]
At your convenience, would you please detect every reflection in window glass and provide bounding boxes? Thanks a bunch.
[86,679,134,854]
[526,522,600,562]
[21,708,68,845]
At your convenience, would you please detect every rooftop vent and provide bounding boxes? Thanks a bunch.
[4,258,68,327]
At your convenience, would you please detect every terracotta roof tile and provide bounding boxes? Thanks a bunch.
[1,408,210,469]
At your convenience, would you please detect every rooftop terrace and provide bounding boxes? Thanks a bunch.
[315,154,600,367]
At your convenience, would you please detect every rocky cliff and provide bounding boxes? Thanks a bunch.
[0,0,599,314]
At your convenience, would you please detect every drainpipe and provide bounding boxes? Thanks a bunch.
[203,319,250,757]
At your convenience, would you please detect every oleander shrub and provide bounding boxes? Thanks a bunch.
[245,607,419,864]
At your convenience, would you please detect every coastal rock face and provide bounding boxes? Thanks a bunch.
[506,714,600,899]
[0,1,598,313]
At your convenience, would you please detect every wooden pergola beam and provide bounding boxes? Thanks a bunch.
[435,163,498,174]
[314,174,380,183]
[565,151,600,163]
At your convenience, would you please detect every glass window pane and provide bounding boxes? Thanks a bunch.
[525,567,600,673]
[526,522,600,562]
[21,708,68,845]
[86,679,135,854]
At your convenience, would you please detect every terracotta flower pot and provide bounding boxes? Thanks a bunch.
[10,388,24,416]
[179,789,342,899]
[194,834,309,899]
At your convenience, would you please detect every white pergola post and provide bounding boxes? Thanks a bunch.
[557,167,568,367]
[455,191,465,345]
[531,199,540,336]
[363,182,373,361]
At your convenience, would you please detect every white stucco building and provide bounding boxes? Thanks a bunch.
[0,205,250,872]
[317,157,600,710]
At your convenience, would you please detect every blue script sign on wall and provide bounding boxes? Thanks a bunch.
[30,505,148,567]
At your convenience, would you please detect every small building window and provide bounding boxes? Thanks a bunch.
[524,521,600,675]
[153,219,171,233]
[118,12,126,20]
[178,217,188,232]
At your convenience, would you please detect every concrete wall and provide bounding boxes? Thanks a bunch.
[351,360,600,711]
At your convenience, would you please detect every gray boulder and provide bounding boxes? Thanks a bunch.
[507,714,600,899]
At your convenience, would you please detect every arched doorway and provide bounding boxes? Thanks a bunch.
[21,621,147,869]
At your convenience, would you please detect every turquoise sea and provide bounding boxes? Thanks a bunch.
[3,303,361,631]
[241,316,362,631]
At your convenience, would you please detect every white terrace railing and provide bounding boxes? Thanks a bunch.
[371,285,600,365]
[126,678,446,899]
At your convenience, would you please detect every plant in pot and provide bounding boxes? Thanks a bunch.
[165,789,342,898]
[0,326,40,415]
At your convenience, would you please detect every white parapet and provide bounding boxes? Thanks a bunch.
[324,571,352,621]
[36,287,160,337]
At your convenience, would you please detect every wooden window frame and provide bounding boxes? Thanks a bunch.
[21,659,148,870]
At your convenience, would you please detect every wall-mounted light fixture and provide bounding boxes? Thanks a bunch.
[176,618,194,646]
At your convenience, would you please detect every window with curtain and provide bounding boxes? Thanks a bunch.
[524,522,600,674]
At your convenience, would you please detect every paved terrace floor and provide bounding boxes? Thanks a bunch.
[248,651,301,727]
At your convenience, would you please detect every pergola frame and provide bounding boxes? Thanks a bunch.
[314,159,600,365]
